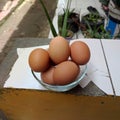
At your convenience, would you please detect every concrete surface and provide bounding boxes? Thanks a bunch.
[0,37,106,96]
[0,0,105,64]
[0,0,20,22]
[0,0,108,95]
[0,0,107,90]
[0,0,57,63]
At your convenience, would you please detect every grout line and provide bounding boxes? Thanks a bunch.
[100,39,116,96]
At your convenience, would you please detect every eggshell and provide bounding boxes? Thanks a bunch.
[70,41,90,65]
[53,61,80,85]
[49,36,70,64]
[28,48,50,72]
[41,66,55,85]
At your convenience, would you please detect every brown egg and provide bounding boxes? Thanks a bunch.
[70,41,90,65]
[49,36,70,64]
[28,48,50,72]
[53,61,80,85]
[41,66,55,85]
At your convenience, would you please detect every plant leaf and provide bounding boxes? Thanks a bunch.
[38,0,57,37]
[61,0,72,37]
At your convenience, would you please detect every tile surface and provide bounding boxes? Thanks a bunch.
[102,39,120,96]
[70,39,114,95]
[4,39,114,96]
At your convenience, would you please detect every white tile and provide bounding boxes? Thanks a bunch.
[70,39,114,95]
[102,39,120,96]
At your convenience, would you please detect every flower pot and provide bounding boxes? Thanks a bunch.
[58,12,80,34]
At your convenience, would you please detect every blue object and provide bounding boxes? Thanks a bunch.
[106,19,117,38]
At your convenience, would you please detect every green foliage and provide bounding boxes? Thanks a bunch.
[59,0,72,37]
[83,20,111,39]
[58,7,75,37]
[82,13,111,39]
[85,13,101,23]
[38,0,72,38]
[38,0,57,37]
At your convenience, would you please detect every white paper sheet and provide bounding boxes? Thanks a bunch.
[4,45,49,90]
[4,39,114,95]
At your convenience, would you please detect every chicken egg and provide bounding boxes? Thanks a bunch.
[53,61,80,85]
[41,66,55,85]
[49,36,70,64]
[70,41,90,65]
[28,48,50,72]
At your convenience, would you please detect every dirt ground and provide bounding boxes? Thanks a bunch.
[0,0,57,64]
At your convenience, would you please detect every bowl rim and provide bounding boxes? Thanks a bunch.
[31,64,87,91]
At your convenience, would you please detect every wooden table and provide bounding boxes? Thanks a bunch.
[1,38,120,96]
[0,38,120,119]
[0,38,108,96]
[0,88,120,120]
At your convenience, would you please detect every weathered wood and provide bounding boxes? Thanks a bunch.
[0,88,120,120]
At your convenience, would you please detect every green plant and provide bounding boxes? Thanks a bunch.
[85,13,101,23]
[58,8,74,35]
[81,12,111,39]
[61,0,72,37]
[38,0,72,38]
[83,20,111,39]
[38,0,57,37]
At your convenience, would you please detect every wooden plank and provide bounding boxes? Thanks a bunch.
[0,88,120,120]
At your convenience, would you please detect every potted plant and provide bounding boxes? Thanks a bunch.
[81,13,104,32]
[38,0,57,37]
[83,23,111,38]
[80,6,111,38]
[58,8,80,36]
[38,0,78,39]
